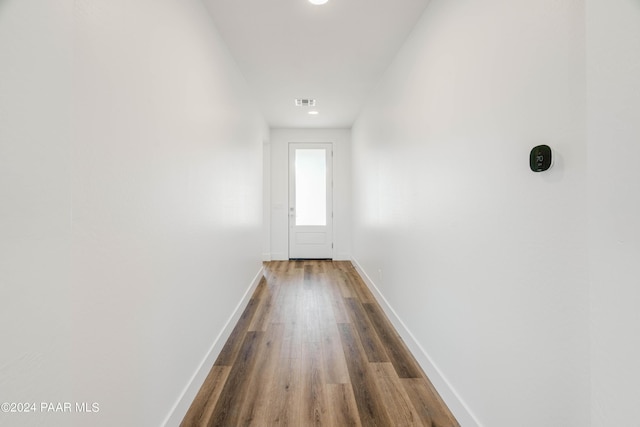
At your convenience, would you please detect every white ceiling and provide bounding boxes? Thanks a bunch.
[203,0,431,128]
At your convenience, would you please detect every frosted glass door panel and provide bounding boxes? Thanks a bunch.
[295,149,326,226]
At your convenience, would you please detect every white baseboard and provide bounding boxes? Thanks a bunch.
[262,252,272,262]
[162,266,265,427]
[350,258,482,427]
[333,252,352,261]
[270,252,288,261]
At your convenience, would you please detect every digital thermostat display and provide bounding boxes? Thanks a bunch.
[530,145,553,172]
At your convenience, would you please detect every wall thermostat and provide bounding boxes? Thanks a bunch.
[530,145,553,172]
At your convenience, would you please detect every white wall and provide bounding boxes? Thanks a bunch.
[0,3,73,426]
[587,0,640,425]
[269,128,351,261]
[352,1,589,425]
[1,1,266,426]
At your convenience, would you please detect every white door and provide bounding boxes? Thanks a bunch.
[289,143,333,259]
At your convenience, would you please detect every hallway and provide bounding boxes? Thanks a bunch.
[181,261,458,427]
[3,1,640,426]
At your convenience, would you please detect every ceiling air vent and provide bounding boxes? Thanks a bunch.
[295,99,316,107]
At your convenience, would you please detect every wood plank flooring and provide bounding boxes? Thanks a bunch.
[180,260,459,427]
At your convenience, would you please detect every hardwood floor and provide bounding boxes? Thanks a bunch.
[180,261,459,427]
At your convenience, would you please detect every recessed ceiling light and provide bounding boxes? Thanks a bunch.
[309,0,329,5]
[308,110,319,115]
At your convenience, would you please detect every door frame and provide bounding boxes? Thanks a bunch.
[288,142,333,259]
